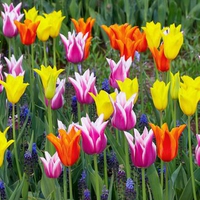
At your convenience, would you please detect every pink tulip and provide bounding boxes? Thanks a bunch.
[75,114,108,155]
[1,2,24,38]
[68,69,97,104]
[40,151,62,178]
[111,92,136,131]
[4,54,24,76]
[45,78,66,110]
[0,65,4,93]
[195,134,200,166]
[107,56,132,88]
[124,127,156,168]
[60,31,88,63]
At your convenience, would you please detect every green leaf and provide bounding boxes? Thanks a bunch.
[147,164,163,200]
[41,174,55,199]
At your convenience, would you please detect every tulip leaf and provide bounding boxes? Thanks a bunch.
[41,174,55,199]
[179,168,200,200]
[108,174,114,200]
[146,164,163,200]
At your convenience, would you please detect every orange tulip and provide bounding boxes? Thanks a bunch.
[71,17,95,38]
[14,19,40,45]
[151,43,171,72]
[47,126,81,166]
[149,123,186,162]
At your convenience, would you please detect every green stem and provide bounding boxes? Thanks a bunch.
[165,162,168,200]
[43,42,47,66]
[173,100,177,127]
[195,109,198,135]
[124,133,131,178]
[188,116,197,200]
[94,154,100,200]
[47,100,53,133]
[103,150,108,189]
[68,166,73,200]
[142,168,146,200]
[13,103,22,180]
[8,38,11,58]
[160,160,164,191]
[53,38,56,66]
[63,167,68,200]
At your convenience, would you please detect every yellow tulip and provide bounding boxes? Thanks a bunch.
[179,85,200,116]
[0,127,14,167]
[117,77,139,103]
[142,21,162,51]
[44,10,65,38]
[181,75,200,91]
[24,7,39,22]
[170,71,180,99]
[33,65,64,100]
[162,24,183,60]
[150,80,170,111]
[89,90,117,120]
[0,75,29,104]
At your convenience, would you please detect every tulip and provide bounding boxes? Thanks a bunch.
[124,127,156,168]
[142,21,162,51]
[0,74,29,104]
[60,31,91,63]
[45,78,66,110]
[162,24,183,60]
[75,114,108,155]
[1,2,24,38]
[4,54,24,76]
[181,75,200,91]
[33,65,64,100]
[14,19,40,45]
[178,85,200,116]
[0,127,14,167]
[150,80,170,111]
[0,65,4,93]
[89,90,117,120]
[195,134,200,166]
[111,92,136,131]
[40,151,62,178]
[24,7,39,22]
[68,69,97,104]
[149,123,186,162]
[170,71,180,99]
[71,17,95,38]
[107,56,132,88]
[150,43,171,72]
[117,77,139,103]
[47,126,81,166]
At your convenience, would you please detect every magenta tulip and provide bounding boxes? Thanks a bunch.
[1,2,24,38]
[40,151,62,178]
[107,56,132,88]
[68,69,97,104]
[111,92,136,131]
[124,127,156,168]
[195,134,200,166]
[75,114,108,155]
[60,31,88,63]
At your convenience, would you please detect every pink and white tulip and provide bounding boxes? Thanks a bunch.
[107,56,132,88]
[40,151,62,178]
[4,54,24,76]
[60,31,88,63]
[124,127,156,168]
[111,92,136,131]
[68,69,97,104]
[75,114,108,155]
[195,134,200,166]
[1,2,24,38]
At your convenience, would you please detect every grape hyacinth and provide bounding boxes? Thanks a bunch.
[101,185,109,200]
[102,79,110,94]
[125,178,135,200]
[6,150,12,168]
[83,189,91,200]
[24,150,33,176]
[78,170,87,198]
[0,180,6,200]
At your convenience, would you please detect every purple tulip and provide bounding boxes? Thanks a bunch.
[0,65,4,93]
[124,127,156,168]
[1,2,24,38]
[195,134,200,166]
[45,78,66,110]
[68,69,97,104]
[40,151,62,178]
[4,54,24,76]
[60,31,88,63]
[111,92,136,131]
[75,114,108,155]
[107,56,132,88]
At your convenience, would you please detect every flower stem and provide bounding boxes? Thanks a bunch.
[13,103,22,180]
[142,168,146,200]
[173,100,177,127]
[103,150,108,189]
[188,116,197,200]
[43,42,47,66]
[124,133,131,178]
[165,162,168,200]
[94,154,100,200]
[68,166,73,200]
[63,166,68,200]
[53,38,56,66]
[159,111,163,190]
[195,109,198,135]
